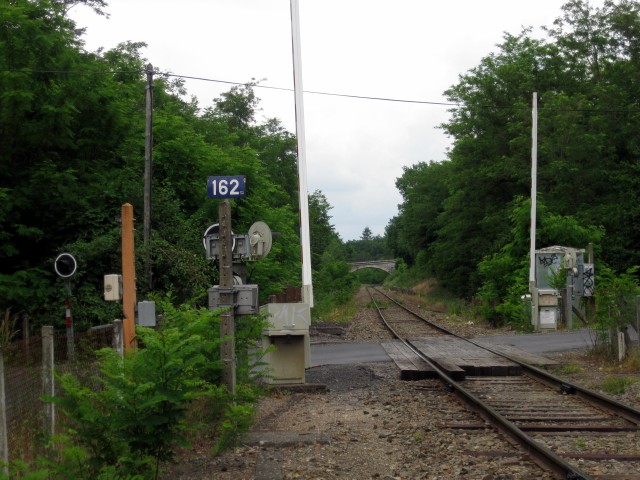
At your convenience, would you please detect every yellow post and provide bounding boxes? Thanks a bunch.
[121,203,137,350]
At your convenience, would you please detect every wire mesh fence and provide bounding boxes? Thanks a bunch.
[4,334,43,463]
[1,324,117,465]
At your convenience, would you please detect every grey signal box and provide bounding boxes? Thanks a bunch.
[137,301,156,327]
[208,285,258,315]
[205,234,251,260]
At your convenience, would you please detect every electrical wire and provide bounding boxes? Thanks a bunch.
[165,72,461,107]
[3,67,640,114]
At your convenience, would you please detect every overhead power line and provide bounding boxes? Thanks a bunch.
[3,67,640,113]
[166,72,460,107]
[165,72,640,113]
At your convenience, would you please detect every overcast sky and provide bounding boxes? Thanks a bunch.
[70,0,605,241]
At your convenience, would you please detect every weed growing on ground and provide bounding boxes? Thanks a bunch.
[601,376,638,395]
[619,350,640,372]
[574,439,586,449]
[559,364,583,375]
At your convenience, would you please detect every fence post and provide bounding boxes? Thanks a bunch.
[113,320,124,357]
[637,295,640,347]
[42,326,55,441]
[618,331,626,363]
[0,348,8,474]
[22,315,30,364]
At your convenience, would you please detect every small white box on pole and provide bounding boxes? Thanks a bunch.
[104,274,123,301]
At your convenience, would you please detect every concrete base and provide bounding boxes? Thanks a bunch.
[265,382,328,393]
[244,430,331,447]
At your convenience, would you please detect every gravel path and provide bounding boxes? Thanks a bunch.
[163,286,640,479]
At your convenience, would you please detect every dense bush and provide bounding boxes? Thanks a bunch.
[8,300,270,480]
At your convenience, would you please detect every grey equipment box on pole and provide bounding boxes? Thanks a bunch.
[208,285,259,315]
[137,300,156,327]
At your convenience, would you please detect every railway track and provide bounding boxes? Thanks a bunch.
[367,286,640,480]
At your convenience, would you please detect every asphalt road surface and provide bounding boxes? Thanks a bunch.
[310,328,596,367]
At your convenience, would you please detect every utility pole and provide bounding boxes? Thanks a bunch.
[144,63,154,291]
[219,200,236,394]
[122,203,137,351]
[529,92,539,330]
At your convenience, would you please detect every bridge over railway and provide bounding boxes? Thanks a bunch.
[348,260,396,273]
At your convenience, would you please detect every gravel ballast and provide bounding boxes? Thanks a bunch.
[163,286,640,479]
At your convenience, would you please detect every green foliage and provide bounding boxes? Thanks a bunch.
[387,161,450,267]
[384,259,430,289]
[344,234,392,262]
[601,376,638,395]
[0,0,392,475]
[46,300,266,479]
[574,438,586,449]
[0,0,309,325]
[476,197,602,328]
[0,433,151,479]
[558,363,583,375]
[0,309,19,346]
[312,259,360,320]
[212,400,256,455]
[353,268,388,285]
[386,0,640,315]
[594,265,640,333]
[308,191,341,268]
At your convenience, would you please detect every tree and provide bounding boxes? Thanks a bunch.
[0,0,146,320]
[308,190,340,267]
[476,197,603,326]
[387,0,640,303]
[390,161,451,266]
[0,0,308,325]
[361,227,373,241]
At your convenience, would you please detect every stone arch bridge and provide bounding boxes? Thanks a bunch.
[348,260,396,273]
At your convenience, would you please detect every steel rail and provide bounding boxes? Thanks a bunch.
[373,287,640,425]
[467,339,640,426]
[367,286,597,480]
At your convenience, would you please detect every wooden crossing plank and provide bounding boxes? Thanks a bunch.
[383,336,556,379]
[429,356,466,381]
[457,357,521,376]
[381,341,437,380]
[410,337,520,377]
[471,340,560,367]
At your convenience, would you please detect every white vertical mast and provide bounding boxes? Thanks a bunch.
[290,0,313,307]
[529,93,538,287]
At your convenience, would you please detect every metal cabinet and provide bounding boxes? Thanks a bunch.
[260,303,311,384]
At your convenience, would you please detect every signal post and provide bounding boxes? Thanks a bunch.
[218,199,236,394]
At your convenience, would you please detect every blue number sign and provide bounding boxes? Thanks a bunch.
[207,176,247,199]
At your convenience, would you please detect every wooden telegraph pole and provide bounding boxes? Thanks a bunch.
[144,63,154,291]
[219,199,236,394]
[122,203,137,351]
